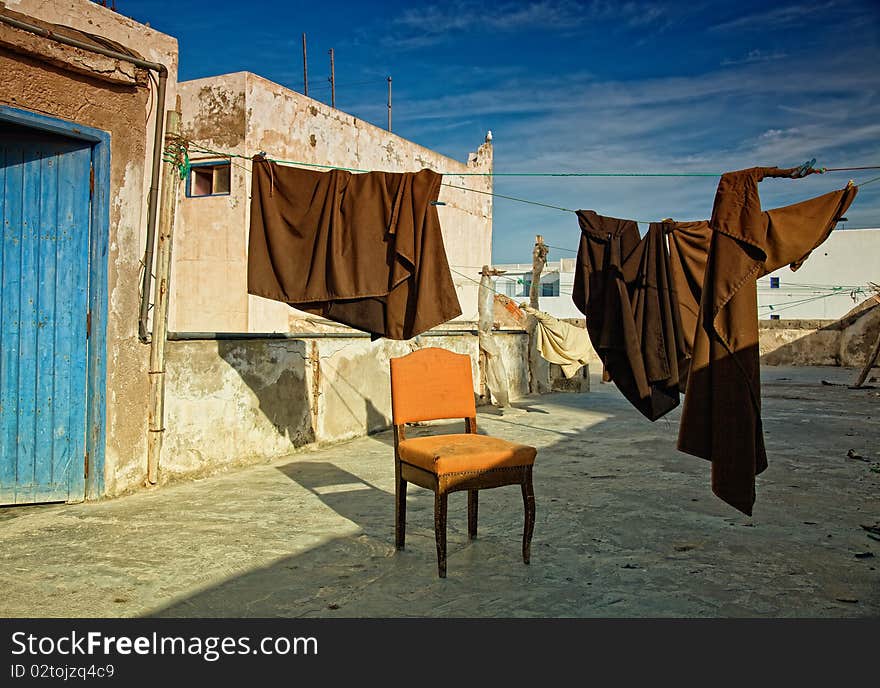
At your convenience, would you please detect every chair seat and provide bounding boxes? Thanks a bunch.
[398,434,536,476]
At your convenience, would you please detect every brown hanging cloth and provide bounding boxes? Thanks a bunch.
[572,212,688,421]
[677,167,857,515]
[247,159,462,340]
[665,220,712,389]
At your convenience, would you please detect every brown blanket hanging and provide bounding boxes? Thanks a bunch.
[574,168,857,515]
[677,167,857,515]
[247,159,462,340]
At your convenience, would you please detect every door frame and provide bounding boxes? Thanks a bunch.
[0,105,109,501]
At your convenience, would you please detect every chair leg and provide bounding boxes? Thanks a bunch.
[434,490,448,578]
[521,467,535,565]
[395,468,407,551]
[468,490,478,540]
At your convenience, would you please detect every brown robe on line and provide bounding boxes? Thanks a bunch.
[574,170,857,515]
[247,159,462,340]
[677,167,857,515]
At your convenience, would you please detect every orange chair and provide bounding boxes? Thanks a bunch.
[390,347,537,577]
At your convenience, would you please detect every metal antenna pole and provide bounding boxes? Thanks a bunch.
[387,76,392,131]
[302,33,309,96]
[329,48,335,108]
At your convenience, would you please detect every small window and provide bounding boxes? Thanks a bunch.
[770,276,780,289]
[542,281,559,297]
[187,161,231,197]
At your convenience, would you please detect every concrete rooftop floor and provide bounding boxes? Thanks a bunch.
[1,366,877,618]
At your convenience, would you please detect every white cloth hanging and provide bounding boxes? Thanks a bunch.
[520,305,591,378]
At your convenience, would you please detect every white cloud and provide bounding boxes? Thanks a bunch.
[390,48,878,260]
[710,1,850,32]
[721,49,788,66]
[385,1,673,49]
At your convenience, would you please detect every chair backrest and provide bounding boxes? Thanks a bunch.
[390,347,476,425]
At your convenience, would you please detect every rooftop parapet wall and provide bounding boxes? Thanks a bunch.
[160,332,527,483]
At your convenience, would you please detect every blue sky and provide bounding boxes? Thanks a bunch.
[123,0,880,263]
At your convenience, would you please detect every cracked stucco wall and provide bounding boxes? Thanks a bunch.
[0,0,179,497]
[160,332,528,481]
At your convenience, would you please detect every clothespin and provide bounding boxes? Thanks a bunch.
[430,201,446,206]
[791,158,817,178]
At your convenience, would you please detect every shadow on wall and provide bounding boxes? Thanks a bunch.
[759,302,879,368]
[214,339,315,447]
[312,350,395,443]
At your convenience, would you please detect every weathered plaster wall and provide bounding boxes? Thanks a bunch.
[526,308,878,370]
[1,0,179,496]
[160,333,528,480]
[172,71,493,334]
[759,320,842,366]
[173,72,248,332]
[162,339,314,478]
[310,332,528,444]
[838,304,880,368]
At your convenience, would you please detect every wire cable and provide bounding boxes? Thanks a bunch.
[173,137,877,219]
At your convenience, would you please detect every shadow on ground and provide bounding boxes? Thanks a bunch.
[1,369,876,618]
[146,370,879,617]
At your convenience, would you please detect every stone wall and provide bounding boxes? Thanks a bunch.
[759,302,880,367]
[542,306,880,369]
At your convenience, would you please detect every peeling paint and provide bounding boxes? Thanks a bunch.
[183,84,245,149]
[1,0,179,499]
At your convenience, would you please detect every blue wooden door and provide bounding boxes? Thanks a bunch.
[1,123,92,504]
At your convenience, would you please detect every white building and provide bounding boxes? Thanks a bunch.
[758,227,878,320]
[494,258,584,319]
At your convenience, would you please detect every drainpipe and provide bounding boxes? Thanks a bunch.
[146,106,181,485]
[139,68,168,342]
[0,13,169,342]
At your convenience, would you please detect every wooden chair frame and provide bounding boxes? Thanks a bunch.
[393,416,536,578]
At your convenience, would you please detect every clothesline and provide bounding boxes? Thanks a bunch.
[182,140,879,176]
[759,288,866,313]
[178,135,878,319]
[176,138,880,219]
[448,265,866,314]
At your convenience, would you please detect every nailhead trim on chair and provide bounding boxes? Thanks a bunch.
[439,466,531,478]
